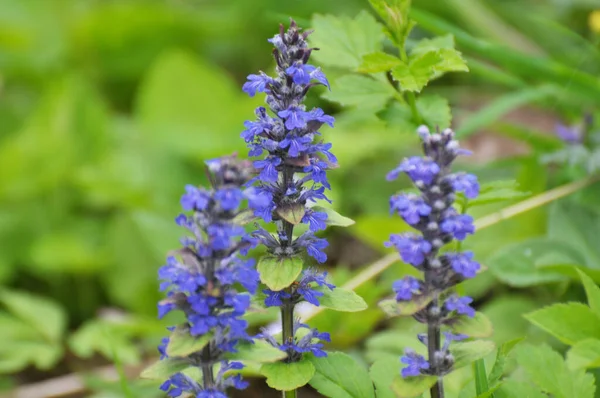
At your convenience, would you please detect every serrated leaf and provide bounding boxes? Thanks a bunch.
[515,343,595,398]
[225,340,287,363]
[566,339,600,370]
[391,51,442,92]
[311,12,384,69]
[369,358,398,398]
[488,338,523,386]
[391,374,437,398]
[276,203,305,225]
[309,352,376,398]
[468,180,529,207]
[452,340,496,370]
[433,48,469,76]
[311,206,355,227]
[0,289,67,343]
[257,255,303,291]
[487,238,582,287]
[315,287,368,312]
[323,74,396,112]
[379,294,432,317]
[166,325,212,357]
[261,358,315,391]
[577,268,600,317]
[416,95,451,129]
[450,312,493,338]
[411,35,455,56]
[525,303,600,345]
[140,358,190,380]
[359,52,403,73]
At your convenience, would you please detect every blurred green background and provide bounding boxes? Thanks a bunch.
[2,0,600,396]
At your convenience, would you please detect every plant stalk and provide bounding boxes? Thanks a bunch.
[201,346,214,389]
[281,303,297,398]
[427,304,444,398]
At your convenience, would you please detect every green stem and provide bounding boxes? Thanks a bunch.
[281,303,298,398]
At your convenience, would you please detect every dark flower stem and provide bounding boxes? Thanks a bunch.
[282,300,297,398]
[425,270,444,398]
[201,345,214,388]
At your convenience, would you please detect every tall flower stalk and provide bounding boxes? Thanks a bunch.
[241,20,337,398]
[155,155,261,397]
[386,126,481,398]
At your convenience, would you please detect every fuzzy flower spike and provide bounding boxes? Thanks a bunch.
[386,126,481,397]
[155,155,260,397]
[241,20,336,371]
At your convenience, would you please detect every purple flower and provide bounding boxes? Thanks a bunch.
[304,159,330,188]
[390,194,432,225]
[387,157,440,184]
[445,295,475,317]
[285,62,330,88]
[263,289,291,307]
[305,108,335,128]
[215,188,243,211]
[385,234,432,266]
[446,251,480,278]
[254,156,282,183]
[400,349,430,377]
[440,214,475,241]
[278,106,310,130]
[448,173,480,199]
[555,123,582,144]
[180,185,210,211]
[279,134,312,157]
[296,269,335,306]
[302,210,328,232]
[392,277,421,301]
[242,73,273,97]
[296,234,329,263]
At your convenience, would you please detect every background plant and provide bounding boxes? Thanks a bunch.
[2,0,600,397]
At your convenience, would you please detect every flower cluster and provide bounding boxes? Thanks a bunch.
[260,321,331,362]
[241,20,336,361]
[156,155,260,397]
[386,126,481,378]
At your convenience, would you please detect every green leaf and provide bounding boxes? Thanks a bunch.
[473,359,490,396]
[434,48,469,76]
[390,374,437,398]
[451,312,493,338]
[379,295,432,317]
[567,339,600,370]
[467,180,529,207]
[411,35,455,56]
[0,289,66,343]
[525,303,600,345]
[136,49,254,157]
[577,269,600,317]
[488,338,523,386]
[311,206,355,227]
[140,358,190,380]
[68,318,142,365]
[495,379,546,398]
[225,340,287,363]
[369,358,399,398]
[487,238,581,287]
[166,325,212,357]
[315,287,368,312]
[515,343,595,398]
[359,52,403,73]
[260,359,316,391]
[323,74,396,112]
[416,94,451,129]
[452,340,496,370]
[0,340,63,373]
[548,203,600,269]
[311,12,385,69]
[391,51,441,92]
[308,352,376,398]
[276,203,305,225]
[257,256,303,291]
